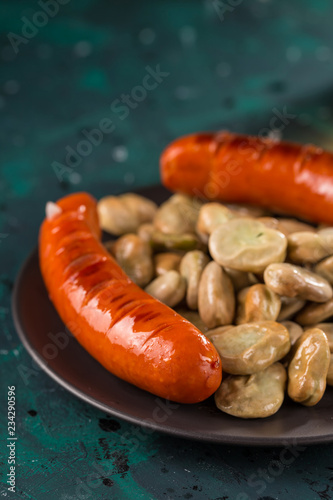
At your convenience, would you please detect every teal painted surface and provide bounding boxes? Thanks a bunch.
[1,0,333,498]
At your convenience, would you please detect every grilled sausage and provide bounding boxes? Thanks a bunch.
[160,131,333,224]
[39,192,222,403]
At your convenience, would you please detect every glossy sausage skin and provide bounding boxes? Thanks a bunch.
[39,192,222,403]
[160,131,333,224]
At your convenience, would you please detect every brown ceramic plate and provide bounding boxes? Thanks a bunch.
[12,185,333,446]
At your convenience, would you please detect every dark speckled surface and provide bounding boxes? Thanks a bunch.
[1,0,333,498]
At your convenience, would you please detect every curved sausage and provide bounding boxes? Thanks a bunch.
[39,192,222,403]
[160,131,333,224]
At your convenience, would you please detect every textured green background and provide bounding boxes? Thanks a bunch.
[1,0,333,498]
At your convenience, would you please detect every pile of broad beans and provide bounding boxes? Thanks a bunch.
[98,192,333,418]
